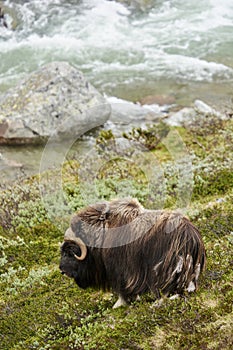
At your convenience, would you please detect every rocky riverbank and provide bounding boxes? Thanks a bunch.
[1,61,232,186]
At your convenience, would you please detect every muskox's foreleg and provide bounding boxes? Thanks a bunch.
[113,294,127,309]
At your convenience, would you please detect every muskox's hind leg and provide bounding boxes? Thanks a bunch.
[113,294,127,309]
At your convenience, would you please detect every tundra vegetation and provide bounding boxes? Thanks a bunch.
[0,113,233,349]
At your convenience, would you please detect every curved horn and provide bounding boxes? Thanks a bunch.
[64,227,87,261]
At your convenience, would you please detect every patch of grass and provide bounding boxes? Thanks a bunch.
[193,168,233,199]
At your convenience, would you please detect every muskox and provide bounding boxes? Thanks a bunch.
[59,198,206,308]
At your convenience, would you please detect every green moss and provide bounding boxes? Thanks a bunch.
[193,168,233,199]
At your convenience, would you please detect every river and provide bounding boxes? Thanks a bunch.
[0,0,233,182]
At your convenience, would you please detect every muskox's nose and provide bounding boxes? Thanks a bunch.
[59,264,66,275]
[60,267,72,278]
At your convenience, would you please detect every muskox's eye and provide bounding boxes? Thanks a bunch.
[66,248,76,258]
[67,246,80,259]
[67,250,73,257]
[61,245,74,258]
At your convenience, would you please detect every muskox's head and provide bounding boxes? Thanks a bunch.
[59,198,144,289]
[59,203,108,289]
[59,223,92,289]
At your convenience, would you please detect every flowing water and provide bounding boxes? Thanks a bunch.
[0,0,233,182]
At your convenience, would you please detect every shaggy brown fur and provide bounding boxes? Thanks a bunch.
[60,198,206,306]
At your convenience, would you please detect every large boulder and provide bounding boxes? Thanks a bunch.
[0,62,111,145]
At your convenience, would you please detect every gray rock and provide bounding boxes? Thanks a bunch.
[0,5,7,28]
[164,107,196,126]
[194,100,227,120]
[164,99,229,127]
[0,2,19,29]
[0,62,111,145]
[107,96,163,125]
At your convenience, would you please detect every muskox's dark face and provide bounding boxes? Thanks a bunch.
[60,241,91,289]
[60,241,80,277]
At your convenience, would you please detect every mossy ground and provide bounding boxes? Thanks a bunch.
[0,115,232,349]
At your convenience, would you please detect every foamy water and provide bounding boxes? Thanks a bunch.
[0,0,233,101]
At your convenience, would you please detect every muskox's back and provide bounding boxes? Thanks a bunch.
[60,198,206,307]
[101,208,206,299]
